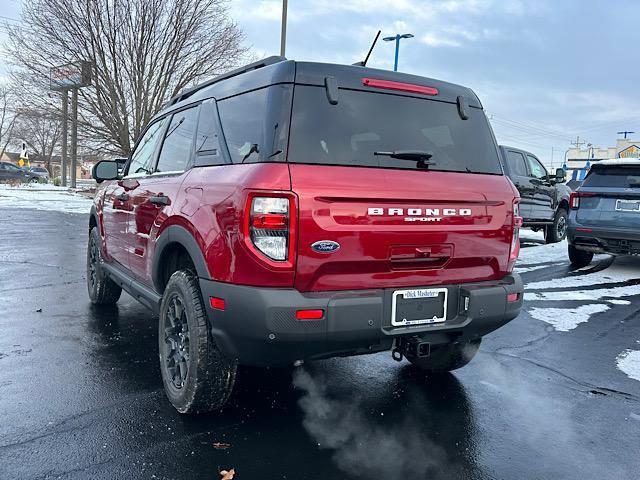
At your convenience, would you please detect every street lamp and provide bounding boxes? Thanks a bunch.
[383,33,414,72]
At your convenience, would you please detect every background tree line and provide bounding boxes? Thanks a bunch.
[1,0,246,170]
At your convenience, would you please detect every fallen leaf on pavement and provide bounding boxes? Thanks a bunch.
[213,442,231,450]
[220,468,235,479]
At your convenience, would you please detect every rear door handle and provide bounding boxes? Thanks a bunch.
[149,195,170,206]
[115,193,129,202]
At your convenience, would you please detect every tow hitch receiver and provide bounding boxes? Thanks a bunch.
[395,336,431,360]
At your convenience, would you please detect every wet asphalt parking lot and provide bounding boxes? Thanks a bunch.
[1,206,640,480]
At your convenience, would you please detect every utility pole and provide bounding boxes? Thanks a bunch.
[70,89,78,188]
[617,131,635,139]
[280,0,288,57]
[570,136,586,149]
[61,90,68,187]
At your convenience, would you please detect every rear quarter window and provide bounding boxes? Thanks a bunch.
[287,85,502,174]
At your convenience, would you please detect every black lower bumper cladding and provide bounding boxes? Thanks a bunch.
[569,227,640,255]
[199,274,523,367]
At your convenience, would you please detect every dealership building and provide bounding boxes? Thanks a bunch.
[564,137,640,180]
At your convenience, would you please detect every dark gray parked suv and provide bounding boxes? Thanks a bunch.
[567,159,640,266]
[499,146,571,243]
[0,162,39,182]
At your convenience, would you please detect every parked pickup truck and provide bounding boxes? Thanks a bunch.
[499,145,571,243]
[88,57,524,414]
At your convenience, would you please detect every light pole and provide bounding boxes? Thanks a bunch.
[280,0,288,57]
[383,33,414,71]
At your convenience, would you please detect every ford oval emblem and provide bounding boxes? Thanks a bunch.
[311,240,340,253]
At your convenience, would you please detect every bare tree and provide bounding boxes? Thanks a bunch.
[0,84,19,160]
[5,0,246,155]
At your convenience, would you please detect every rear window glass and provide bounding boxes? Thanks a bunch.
[288,86,502,174]
[217,85,292,164]
[583,166,640,188]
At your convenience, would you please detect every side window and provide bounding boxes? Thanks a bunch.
[506,151,528,177]
[526,155,548,180]
[156,106,199,173]
[127,118,168,176]
[194,99,226,167]
[217,85,292,164]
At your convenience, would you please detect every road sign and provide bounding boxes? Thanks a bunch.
[19,142,29,168]
[619,145,640,159]
[50,62,92,91]
[50,60,91,188]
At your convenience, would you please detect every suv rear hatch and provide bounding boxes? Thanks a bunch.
[573,162,640,230]
[287,67,517,292]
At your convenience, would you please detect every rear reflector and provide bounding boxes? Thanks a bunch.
[362,78,439,96]
[507,293,519,303]
[210,297,225,310]
[576,228,593,233]
[295,309,324,320]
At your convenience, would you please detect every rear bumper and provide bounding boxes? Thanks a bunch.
[199,274,523,366]
[568,226,640,255]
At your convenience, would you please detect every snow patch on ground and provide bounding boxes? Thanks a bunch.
[526,263,640,290]
[528,304,610,332]
[519,228,545,243]
[519,232,639,331]
[518,239,568,266]
[515,262,564,274]
[616,349,640,382]
[524,283,640,302]
[0,184,93,214]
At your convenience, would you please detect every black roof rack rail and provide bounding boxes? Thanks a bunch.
[168,56,287,106]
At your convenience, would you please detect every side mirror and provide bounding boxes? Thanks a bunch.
[92,160,120,183]
[554,168,566,183]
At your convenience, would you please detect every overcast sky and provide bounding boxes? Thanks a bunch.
[2,0,639,166]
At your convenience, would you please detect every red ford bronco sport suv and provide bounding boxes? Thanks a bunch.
[88,57,524,414]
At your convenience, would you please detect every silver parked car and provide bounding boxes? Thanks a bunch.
[27,167,50,181]
[567,159,640,266]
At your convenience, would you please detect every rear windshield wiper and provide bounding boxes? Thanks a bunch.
[374,150,435,169]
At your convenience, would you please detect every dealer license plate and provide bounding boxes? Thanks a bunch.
[391,288,448,326]
[615,199,640,212]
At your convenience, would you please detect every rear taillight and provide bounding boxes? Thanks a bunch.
[570,191,596,209]
[508,200,522,272]
[245,194,296,265]
[570,192,579,209]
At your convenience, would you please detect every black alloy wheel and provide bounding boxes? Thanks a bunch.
[162,295,191,389]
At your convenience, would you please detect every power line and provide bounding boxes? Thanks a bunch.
[495,134,560,150]
[0,15,22,24]
[491,119,573,143]
[489,113,574,142]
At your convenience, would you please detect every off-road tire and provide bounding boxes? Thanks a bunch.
[159,269,237,414]
[87,227,122,304]
[545,208,568,244]
[406,339,481,373]
[568,244,594,268]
